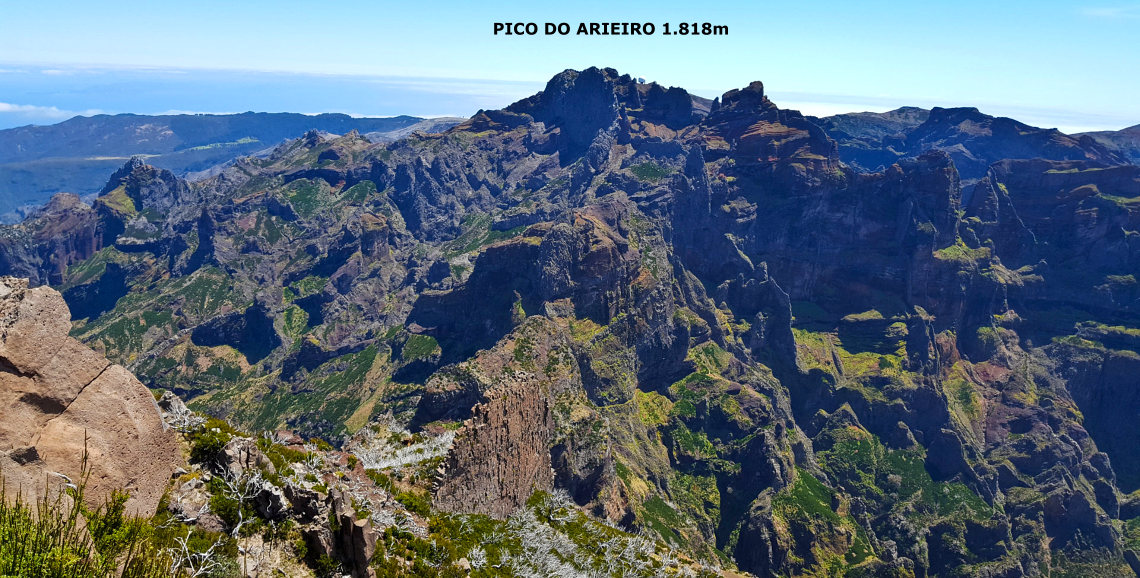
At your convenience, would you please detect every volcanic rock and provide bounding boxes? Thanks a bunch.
[0,276,179,515]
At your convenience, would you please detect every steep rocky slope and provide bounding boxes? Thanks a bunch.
[2,67,1140,577]
[1080,124,1140,166]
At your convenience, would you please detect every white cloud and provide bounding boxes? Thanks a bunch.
[1080,5,1140,18]
[0,102,104,128]
[0,102,71,117]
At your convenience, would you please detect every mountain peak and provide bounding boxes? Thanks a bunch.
[507,66,620,153]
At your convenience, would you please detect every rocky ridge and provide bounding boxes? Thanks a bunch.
[1,66,1140,577]
[812,106,1130,183]
[0,112,464,221]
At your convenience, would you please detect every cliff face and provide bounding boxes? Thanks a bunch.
[0,193,103,286]
[429,317,576,518]
[2,67,1140,576]
[0,276,179,515]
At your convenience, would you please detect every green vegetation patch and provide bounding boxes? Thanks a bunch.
[884,449,991,519]
[283,179,328,218]
[668,422,717,459]
[630,162,673,183]
[1052,334,1105,349]
[640,496,685,545]
[774,469,841,524]
[773,468,877,571]
[635,390,673,427]
[1125,517,1140,551]
[287,275,328,301]
[947,377,980,420]
[341,180,377,204]
[184,136,259,152]
[100,185,137,216]
[63,246,129,290]
[934,239,991,263]
[817,428,992,528]
[248,344,380,434]
[402,334,440,361]
[689,342,732,374]
[670,471,721,537]
[441,213,526,258]
[283,305,310,339]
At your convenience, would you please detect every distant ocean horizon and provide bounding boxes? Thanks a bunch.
[0,64,1135,134]
[0,65,545,130]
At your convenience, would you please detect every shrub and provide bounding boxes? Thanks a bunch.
[0,452,171,578]
[365,469,395,493]
[189,418,239,464]
[315,554,341,577]
[394,491,431,517]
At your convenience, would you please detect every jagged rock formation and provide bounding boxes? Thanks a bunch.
[0,193,103,286]
[2,66,1140,576]
[0,276,179,515]
[431,317,573,518]
[328,488,380,578]
[812,106,1129,181]
[0,112,462,220]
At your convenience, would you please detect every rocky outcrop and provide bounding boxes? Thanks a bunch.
[431,317,580,518]
[0,276,179,515]
[323,488,379,578]
[1053,343,1140,492]
[0,193,103,286]
[506,67,621,157]
[815,105,1128,180]
[433,377,555,518]
[219,436,276,476]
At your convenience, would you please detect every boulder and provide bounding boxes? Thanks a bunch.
[254,480,289,520]
[157,389,191,416]
[0,276,180,515]
[284,483,325,523]
[330,488,379,578]
[220,437,276,477]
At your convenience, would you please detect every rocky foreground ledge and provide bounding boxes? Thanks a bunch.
[0,275,179,515]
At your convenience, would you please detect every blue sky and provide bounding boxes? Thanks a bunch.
[1,0,1138,132]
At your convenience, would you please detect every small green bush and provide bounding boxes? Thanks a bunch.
[189,418,239,463]
[394,490,431,517]
[365,469,396,493]
[0,453,172,578]
[315,554,341,578]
